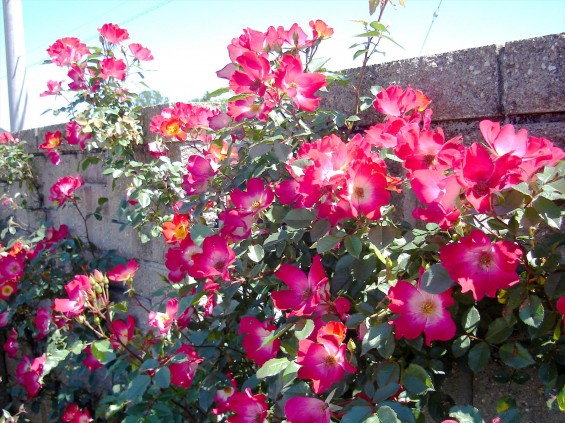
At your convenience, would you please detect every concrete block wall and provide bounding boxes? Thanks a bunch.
[322,33,564,148]
[1,33,564,420]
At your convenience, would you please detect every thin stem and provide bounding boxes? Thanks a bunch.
[351,1,390,121]
[71,198,97,258]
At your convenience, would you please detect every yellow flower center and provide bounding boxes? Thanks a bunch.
[354,186,365,200]
[420,300,436,316]
[323,355,338,367]
[479,252,493,269]
[251,200,262,210]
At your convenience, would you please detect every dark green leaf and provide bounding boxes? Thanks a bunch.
[127,374,151,402]
[316,235,341,253]
[468,342,490,372]
[190,224,215,246]
[249,143,272,159]
[499,343,535,369]
[452,336,471,358]
[544,272,565,299]
[377,362,400,387]
[344,235,363,258]
[341,406,372,423]
[376,405,399,423]
[403,363,433,395]
[420,263,455,294]
[496,408,521,423]
[373,382,401,403]
[518,295,544,328]
[486,317,514,344]
[368,225,396,250]
[139,359,160,372]
[154,367,170,389]
[538,362,557,387]
[310,219,331,242]
[362,323,395,358]
[284,209,315,229]
[462,307,480,334]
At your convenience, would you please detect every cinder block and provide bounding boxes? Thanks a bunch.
[501,33,565,115]
[130,259,170,302]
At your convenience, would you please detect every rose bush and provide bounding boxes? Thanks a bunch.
[1,1,564,422]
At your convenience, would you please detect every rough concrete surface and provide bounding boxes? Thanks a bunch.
[501,33,565,115]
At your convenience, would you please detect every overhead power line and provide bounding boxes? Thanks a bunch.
[419,0,443,56]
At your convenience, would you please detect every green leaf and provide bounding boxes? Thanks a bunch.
[496,395,517,413]
[190,224,215,246]
[284,209,316,229]
[368,225,396,250]
[295,319,315,341]
[248,244,264,263]
[370,21,387,32]
[281,361,300,387]
[310,219,331,242]
[420,263,455,294]
[316,234,341,253]
[139,359,160,372]
[256,357,291,379]
[249,143,272,159]
[468,342,490,372]
[499,343,535,369]
[533,196,562,229]
[558,385,565,411]
[136,190,151,208]
[154,367,170,389]
[403,363,433,395]
[462,307,480,334]
[341,406,372,423]
[273,142,293,162]
[377,362,400,387]
[376,405,400,423]
[362,323,395,358]
[496,408,521,423]
[486,317,514,344]
[518,295,544,328]
[127,374,151,402]
[452,335,471,358]
[545,272,565,299]
[538,362,557,387]
[344,235,363,258]
[449,405,483,423]
[206,86,229,99]
[373,382,401,403]
[91,339,116,364]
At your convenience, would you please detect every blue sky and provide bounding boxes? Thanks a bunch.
[1,0,564,131]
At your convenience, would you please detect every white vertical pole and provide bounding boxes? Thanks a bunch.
[3,0,27,131]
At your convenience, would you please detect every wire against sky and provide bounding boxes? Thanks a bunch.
[419,0,443,56]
